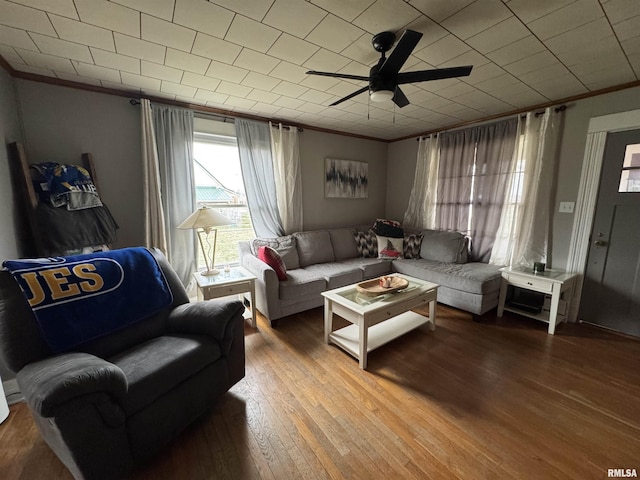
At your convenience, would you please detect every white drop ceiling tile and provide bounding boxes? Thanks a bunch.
[194,88,228,103]
[352,0,422,34]
[439,50,490,69]
[628,53,640,77]
[251,102,283,115]
[11,0,78,19]
[420,77,460,93]
[611,15,640,42]
[414,35,471,66]
[267,33,320,64]
[503,50,558,77]
[519,63,574,86]
[339,32,380,65]
[75,0,139,37]
[486,35,546,66]
[234,49,280,75]
[434,81,476,99]
[298,89,334,104]
[555,36,626,66]
[530,74,588,98]
[474,73,520,93]
[141,60,183,83]
[11,63,55,76]
[241,71,281,90]
[115,34,165,64]
[76,61,122,82]
[602,0,640,25]
[224,96,257,109]
[216,81,252,97]
[205,60,249,83]
[409,0,476,23]
[49,15,115,52]
[54,71,102,86]
[528,0,604,41]
[120,72,161,90]
[0,1,57,36]
[271,80,309,98]
[312,0,375,22]
[165,48,210,75]
[421,95,454,110]
[272,96,305,109]
[622,35,640,55]
[17,48,76,73]
[441,0,511,40]
[544,18,613,55]
[111,0,175,21]
[304,49,351,72]
[174,0,234,39]
[306,14,365,53]
[225,15,281,53]
[101,80,135,92]
[299,73,340,91]
[0,45,23,64]
[465,16,530,54]
[207,0,273,21]
[192,33,242,64]
[579,65,636,89]
[465,62,506,85]
[297,102,329,114]
[0,24,38,51]
[337,60,370,78]
[339,101,369,115]
[91,48,140,74]
[30,33,92,63]
[263,0,327,39]
[507,0,575,23]
[182,72,221,91]
[499,88,549,108]
[246,89,281,104]
[142,15,196,53]
[161,81,197,97]
[268,61,308,83]
[273,107,304,119]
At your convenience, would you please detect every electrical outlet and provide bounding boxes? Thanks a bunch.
[559,201,575,213]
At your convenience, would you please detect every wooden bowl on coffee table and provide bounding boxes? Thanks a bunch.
[356,276,409,296]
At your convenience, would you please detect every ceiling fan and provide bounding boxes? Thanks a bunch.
[306,29,473,108]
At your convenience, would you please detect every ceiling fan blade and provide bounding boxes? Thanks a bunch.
[306,70,370,82]
[396,65,473,84]
[392,87,410,108]
[378,29,423,77]
[329,86,369,106]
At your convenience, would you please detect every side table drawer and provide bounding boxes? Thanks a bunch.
[505,274,552,293]
[202,281,250,300]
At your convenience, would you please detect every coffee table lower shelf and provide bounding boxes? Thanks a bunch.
[329,311,430,359]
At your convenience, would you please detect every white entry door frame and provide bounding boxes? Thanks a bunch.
[566,108,640,321]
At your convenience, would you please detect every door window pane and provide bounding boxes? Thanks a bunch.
[618,144,640,192]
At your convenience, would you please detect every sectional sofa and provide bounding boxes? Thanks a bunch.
[239,226,503,326]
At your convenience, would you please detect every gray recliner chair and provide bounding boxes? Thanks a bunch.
[0,249,246,480]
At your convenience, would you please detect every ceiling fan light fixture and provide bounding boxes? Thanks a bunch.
[370,89,394,102]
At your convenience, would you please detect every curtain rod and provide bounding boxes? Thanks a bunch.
[270,123,304,132]
[416,104,567,141]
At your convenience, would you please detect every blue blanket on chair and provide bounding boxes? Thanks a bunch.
[3,247,173,352]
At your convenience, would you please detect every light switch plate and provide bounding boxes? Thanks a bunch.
[559,201,575,213]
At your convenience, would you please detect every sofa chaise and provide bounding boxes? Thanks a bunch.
[239,226,502,326]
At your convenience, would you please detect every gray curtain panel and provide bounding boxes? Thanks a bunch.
[236,118,284,239]
[152,104,196,287]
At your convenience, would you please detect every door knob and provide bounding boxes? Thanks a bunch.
[594,240,608,247]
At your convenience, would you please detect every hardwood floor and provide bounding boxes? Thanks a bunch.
[1,304,639,479]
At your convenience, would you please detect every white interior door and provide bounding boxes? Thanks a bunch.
[579,129,640,336]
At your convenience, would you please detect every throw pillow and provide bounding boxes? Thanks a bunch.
[257,246,287,281]
[251,235,300,269]
[353,230,378,258]
[372,218,403,238]
[403,233,423,259]
[376,235,404,259]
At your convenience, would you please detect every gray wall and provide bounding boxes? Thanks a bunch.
[385,85,640,270]
[300,130,387,230]
[0,68,24,382]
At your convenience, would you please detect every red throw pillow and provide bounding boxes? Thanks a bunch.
[257,246,287,281]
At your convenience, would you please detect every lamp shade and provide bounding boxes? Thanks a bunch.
[370,89,394,102]
[177,206,232,231]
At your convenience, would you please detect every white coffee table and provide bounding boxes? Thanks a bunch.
[322,274,438,369]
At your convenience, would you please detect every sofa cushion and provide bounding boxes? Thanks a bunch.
[403,233,423,259]
[252,235,300,269]
[302,264,363,289]
[376,235,404,259]
[392,259,501,294]
[372,218,403,238]
[353,230,378,258]
[294,231,335,267]
[338,257,393,279]
[110,334,221,416]
[257,246,287,281]
[420,229,469,264]
[328,228,358,260]
[278,270,327,300]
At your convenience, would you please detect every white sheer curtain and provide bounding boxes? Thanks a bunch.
[490,108,562,266]
[141,99,167,253]
[403,135,439,229]
[270,122,303,234]
[152,104,196,286]
[236,118,284,238]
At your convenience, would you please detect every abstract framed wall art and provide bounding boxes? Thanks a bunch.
[325,158,368,198]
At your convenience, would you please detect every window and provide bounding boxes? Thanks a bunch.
[619,143,640,192]
[193,131,255,269]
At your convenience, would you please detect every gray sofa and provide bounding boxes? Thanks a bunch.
[239,227,502,326]
[0,249,246,480]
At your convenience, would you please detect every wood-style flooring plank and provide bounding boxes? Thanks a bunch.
[1,304,640,480]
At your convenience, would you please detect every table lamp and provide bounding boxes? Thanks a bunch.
[178,205,232,275]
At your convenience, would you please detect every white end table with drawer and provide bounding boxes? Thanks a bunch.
[322,274,438,369]
[193,267,257,328]
[497,266,577,334]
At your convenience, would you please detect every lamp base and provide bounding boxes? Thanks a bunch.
[201,268,221,276]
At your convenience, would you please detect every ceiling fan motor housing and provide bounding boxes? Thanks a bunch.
[369,63,395,94]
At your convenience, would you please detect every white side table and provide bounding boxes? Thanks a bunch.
[497,266,577,334]
[193,267,257,328]
[0,375,9,423]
